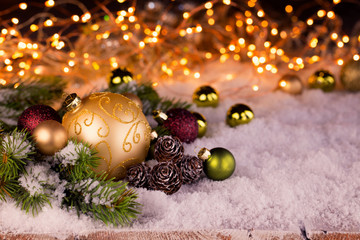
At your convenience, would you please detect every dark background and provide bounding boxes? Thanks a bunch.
[0,0,359,35]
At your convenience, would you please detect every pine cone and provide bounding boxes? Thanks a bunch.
[154,135,184,165]
[127,163,150,188]
[149,162,182,195]
[178,155,203,184]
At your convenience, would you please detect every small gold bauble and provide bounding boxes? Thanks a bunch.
[226,104,254,127]
[340,59,360,92]
[33,120,68,155]
[278,74,303,94]
[308,70,336,92]
[191,112,207,138]
[193,85,219,107]
[109,68,133,88]
[62,92,151,180]
[122,92,143,110]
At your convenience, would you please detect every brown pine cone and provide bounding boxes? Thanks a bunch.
[127,163,150,188]
[154,135,184,165]
[178,155,203,184]
[149,162,182,195]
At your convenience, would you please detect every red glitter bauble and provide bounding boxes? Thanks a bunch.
[18,105,61,134]
[163,108,198,143]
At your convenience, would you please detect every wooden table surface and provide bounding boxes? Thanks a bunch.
[1,230,359,240]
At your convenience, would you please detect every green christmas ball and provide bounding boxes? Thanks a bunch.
[308,70,336,92]
[226,103,254,127]
[192,112,207,138]
[193,85,219,107]
[340,59,360,92]
[109,68,133,88]
[198,147,236,181]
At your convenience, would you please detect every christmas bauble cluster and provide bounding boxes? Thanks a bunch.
[16,91,151,181]
[127,135,236,195]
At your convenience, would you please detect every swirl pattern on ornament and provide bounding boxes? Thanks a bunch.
[69,109,110,138]
[94,140,112,172]
[90,92,140,124]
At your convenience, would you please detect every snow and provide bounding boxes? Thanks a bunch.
[0,61,359,237]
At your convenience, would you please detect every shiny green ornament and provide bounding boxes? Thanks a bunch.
[308,70,336,92]
[192,112,207,138]
[198,147,236,181]
[193,86,219,107]
[109,68,133,88]
[340,59,360,92]
[226,104,254,127]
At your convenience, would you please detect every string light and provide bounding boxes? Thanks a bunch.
[327,11,335,19]
[257,10,264,17]
[285,5,293,13]
[45,0,55,7]
[317,10,326,18]
[0,0,356,98]
[19,3,27,10]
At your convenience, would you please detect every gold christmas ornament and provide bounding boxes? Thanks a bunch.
[226,104,254,127]
[191,112,207,138]
[32,120,68,155]
[62,92,151,180]
[122,92,143,109]
[109,68,133,88]
[340,59,360,92]
[193,85,219,107]
[308,70,336,92]
[278,74,303,94]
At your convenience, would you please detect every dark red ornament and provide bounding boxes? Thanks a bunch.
[163,108,198,143]
[18,105,61,134]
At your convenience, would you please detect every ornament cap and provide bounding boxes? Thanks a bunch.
[152,110,168,124]
[63,93,82,112]
[198,147,211,161]
[150,130,158,140]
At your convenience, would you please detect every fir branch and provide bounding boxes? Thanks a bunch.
[54,140,100,182]
[63,176,141,226]
[15,187,52,216]
[15,163,62,215]
[0,177,20,200]
[108,81,191,115]
[0,130,33,181]
[0,75,65,129]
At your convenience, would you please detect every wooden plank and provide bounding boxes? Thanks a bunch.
[0,231,360,240]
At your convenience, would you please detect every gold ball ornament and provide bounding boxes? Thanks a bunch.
[191,112,207,138]
[62,92,151,180]
[32,120,68,155]
[226,104,254,127]
[193,85,219,107]
[308,70,336,92]
[109,68,133,88]
[340,59,360,92]
[122,92,143,110]
[278,74,303,94]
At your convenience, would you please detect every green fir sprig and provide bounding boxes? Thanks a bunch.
[0,129,33,181]
[0,76,65,130]
[63,176,140,226]
[108,81,191,115]
[0,132,141,226]
[54,140,100,182]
